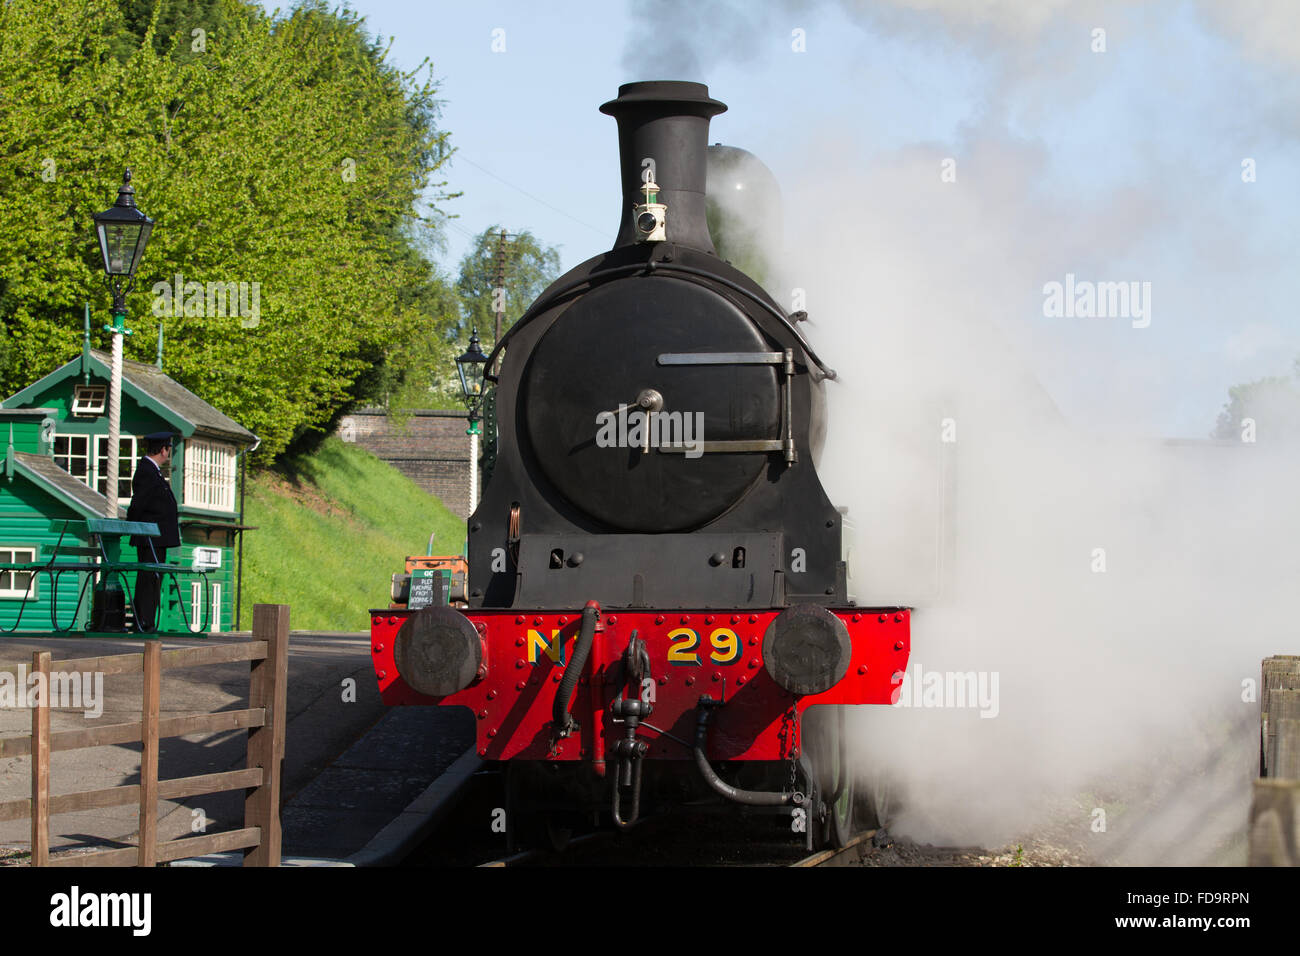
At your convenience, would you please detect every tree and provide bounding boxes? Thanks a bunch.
[113,0,233,63]
[0,0,457,459]
[455,226,561,351]
[1213,368,1300,443]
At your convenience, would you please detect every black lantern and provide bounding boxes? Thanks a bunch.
[93,169,154,323]
[456,328,488,408]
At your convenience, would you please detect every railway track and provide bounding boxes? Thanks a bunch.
[790,830,879,867]
[402,766,852,866]
[476,829,882,868]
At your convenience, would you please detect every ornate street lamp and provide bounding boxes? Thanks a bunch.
[92,169,154,515]
[93,169,154,319]
[456,328,488,434]
[455,329,488,515]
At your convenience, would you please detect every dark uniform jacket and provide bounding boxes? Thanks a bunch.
[126,457,181,552]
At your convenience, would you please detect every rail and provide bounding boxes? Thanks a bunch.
[0,518,213,636]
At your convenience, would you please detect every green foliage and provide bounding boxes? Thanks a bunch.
[373,224,564,415]
[242,436,464,630]
[1213,369,1300,441]
[113,0,233,63]
[363,269,465,416]
[456,226,561,349]
[0,0,459,460]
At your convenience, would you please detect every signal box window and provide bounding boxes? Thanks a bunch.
[94,435,139,504]
[71,385,107,416]
[53,435,90,484]
[0,547,38,599]
[184,440,236,512]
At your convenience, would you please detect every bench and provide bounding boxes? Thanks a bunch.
[0,519,213,636]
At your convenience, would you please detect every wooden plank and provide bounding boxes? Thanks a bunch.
[156,827,261,863]
[0,769,263,824]
[1266,689,1300,778]
[1275,718,1300,780]
[49,845,141,868]
[86,519,158,537]
[243,604,289,867]
[31,651,50,867]
[0,783,136,823]
[138,642,161,867]
[0,641,267,682]
[159,767,265,802]
[0,652,143,682]
[49,828,262,867]
[156,708,266,741]
[1262,658,1300,720]
[0,708,265,759]
[161,641,266,671]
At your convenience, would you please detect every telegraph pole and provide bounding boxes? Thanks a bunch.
[490,229,517,375]
[481,230,517,502]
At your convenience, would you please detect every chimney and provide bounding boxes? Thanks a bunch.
[600,81,727,253]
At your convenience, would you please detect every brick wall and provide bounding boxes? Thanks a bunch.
[336,408,474,518]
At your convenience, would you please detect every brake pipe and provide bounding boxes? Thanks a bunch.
[552,600,601,739]
[693,696,798,807]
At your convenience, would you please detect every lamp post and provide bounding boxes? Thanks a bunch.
[456,329,488,514]
[92,169,154,516]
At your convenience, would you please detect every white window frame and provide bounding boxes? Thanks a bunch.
[0,547,38,599]
[94,435,140,505]
[190,581,204,633]
[53,434,91,485]
[192,547,222,571]
[53,434,140,504]
[209,583,222,634]
[71,384,107,416]
[184,440,236,512]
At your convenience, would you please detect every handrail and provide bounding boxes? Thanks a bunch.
[0,552,213,636]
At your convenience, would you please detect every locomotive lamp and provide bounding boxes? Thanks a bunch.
[634,178,667,242]
[92,168,155,516]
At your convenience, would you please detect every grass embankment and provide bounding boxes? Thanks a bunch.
[242,437,465,631]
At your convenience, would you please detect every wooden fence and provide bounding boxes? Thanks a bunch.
[1250,655,1300,866]
[0,603,288,866]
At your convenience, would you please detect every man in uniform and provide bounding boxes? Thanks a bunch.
[126,431,181,632]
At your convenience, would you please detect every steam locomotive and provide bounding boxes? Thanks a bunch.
[369,81,911,851]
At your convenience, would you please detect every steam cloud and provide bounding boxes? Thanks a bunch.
[677,2,1300,861]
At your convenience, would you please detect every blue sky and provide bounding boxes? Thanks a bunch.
[262,1,1300,439]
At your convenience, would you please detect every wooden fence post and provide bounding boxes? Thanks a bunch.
[243,604,289,866]
[139,641,161,866]
[1262,657,1300,776]
[1252,656,1300,866]
[31,651,50,867]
